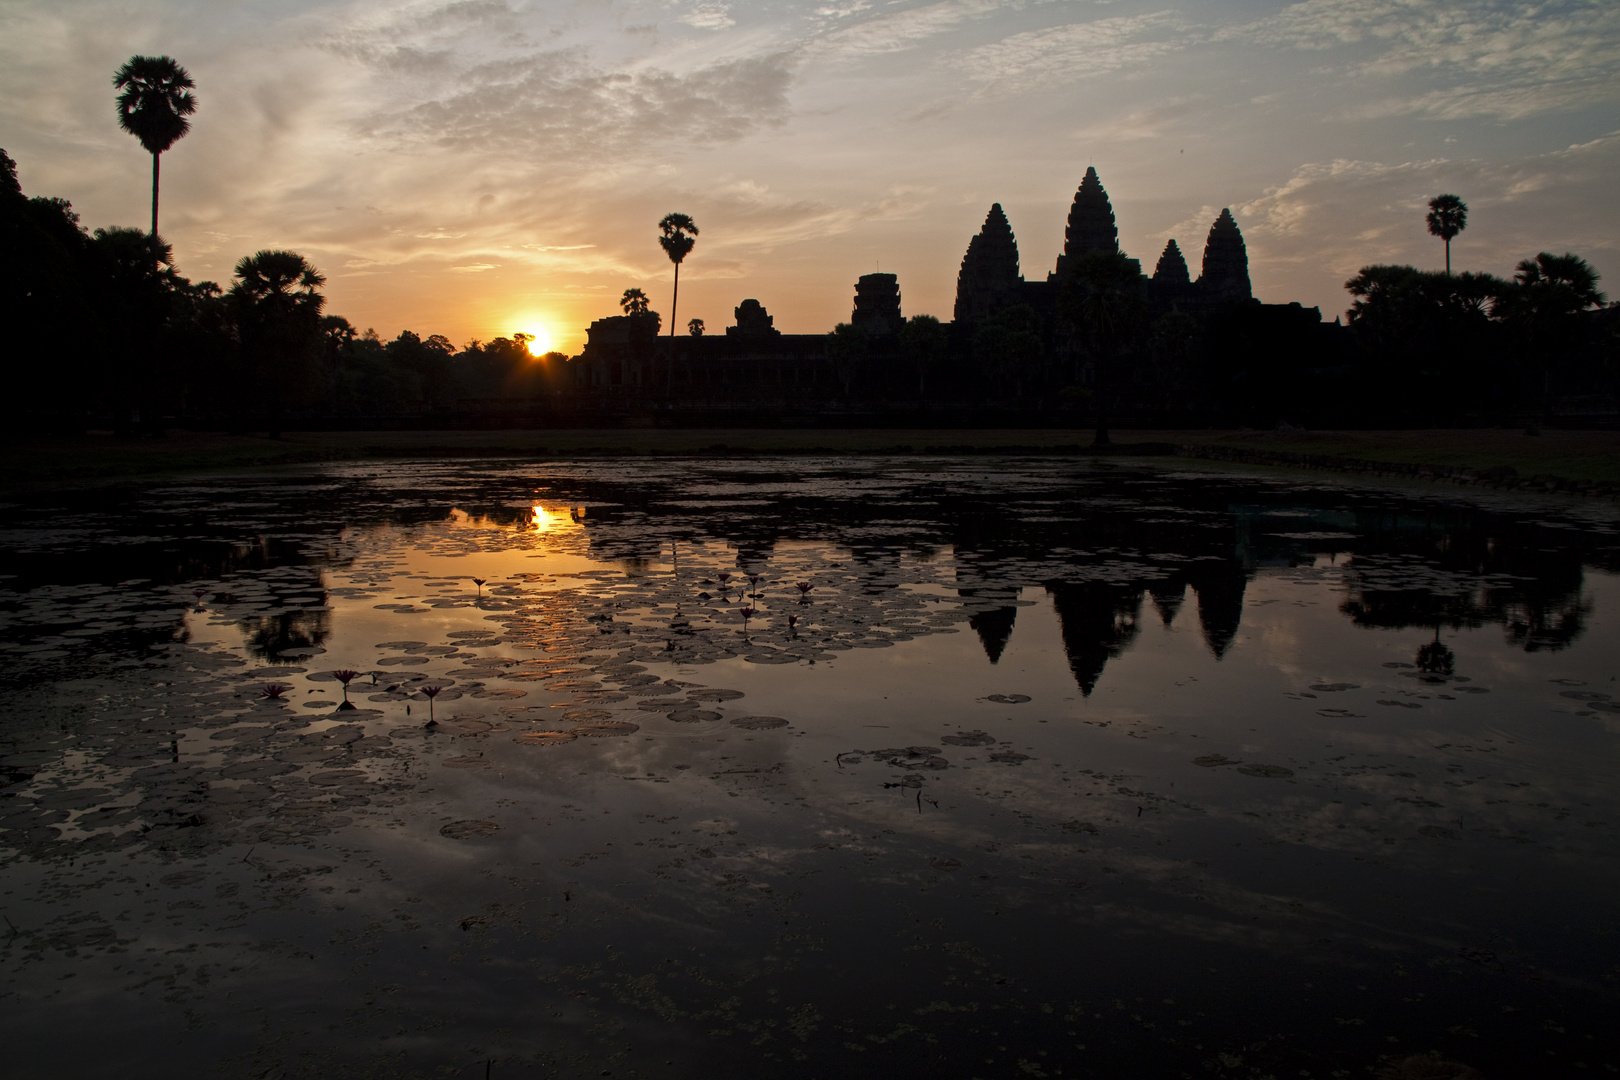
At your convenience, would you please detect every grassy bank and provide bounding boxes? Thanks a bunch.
[2,427,1616,493]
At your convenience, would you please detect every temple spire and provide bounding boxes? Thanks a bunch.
[1197,208,1252,303]
[1153,239,1190,286]
[1053,166,1119,278]
[954,202,1022,324]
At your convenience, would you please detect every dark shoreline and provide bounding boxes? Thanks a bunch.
[3,427,1617,496]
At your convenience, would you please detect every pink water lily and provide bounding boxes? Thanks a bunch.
[261,683,293,701]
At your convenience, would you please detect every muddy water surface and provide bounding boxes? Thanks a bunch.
[2,457,1618,1078]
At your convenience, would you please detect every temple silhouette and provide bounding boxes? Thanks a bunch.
[557,166,1340,423]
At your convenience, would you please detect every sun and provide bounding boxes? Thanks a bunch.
[518,324,552,356]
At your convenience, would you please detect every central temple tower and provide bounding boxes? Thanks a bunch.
[1052,166,1119,279]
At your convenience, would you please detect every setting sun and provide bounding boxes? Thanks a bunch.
[519,324,552,356]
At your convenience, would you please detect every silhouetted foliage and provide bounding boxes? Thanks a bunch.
[900,314,947,401]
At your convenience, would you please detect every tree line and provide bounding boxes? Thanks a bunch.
[2,148,569,433]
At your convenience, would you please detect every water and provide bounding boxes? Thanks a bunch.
[2,457,1617,1078]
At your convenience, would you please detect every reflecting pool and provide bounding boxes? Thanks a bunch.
[2,457,1618,1078]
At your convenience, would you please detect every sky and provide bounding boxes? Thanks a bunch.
[2,0,1616,354]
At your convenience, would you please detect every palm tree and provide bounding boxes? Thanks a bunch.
[658,213,698,388]
[1425,194,1467,275]
[113,56,197,240]
[688,318,705,337]
[229,250,326,433]
[1510,251,1605,430]
[620,287,650,314]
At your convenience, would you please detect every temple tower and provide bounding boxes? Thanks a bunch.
[1053,166,1119,278]
[1152,239,1190,286]
[726,298,780,337]
[852,273,904,336]
[1197,208,1252,304]
[954,203,1023,324]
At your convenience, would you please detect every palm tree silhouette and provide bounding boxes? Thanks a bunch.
[113,56,197,240]
[658,213,698,388]
[230,250,326,434]
[620,287,650,315]
[1426,194,1467,275]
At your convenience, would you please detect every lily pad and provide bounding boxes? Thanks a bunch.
[573,721,640,738]
[514,731,577,746]
[1236,763,1294,778]
[1192,754,1236,767]
[942,730,994,746]
[687,688,745,702]
[1309,683,1359,692]
[472,688,527,700]
[668,709,723,724]
[986,693,1031,704]
[440,819,498,839]
[729,715,788,730]
[989,751,1029,765]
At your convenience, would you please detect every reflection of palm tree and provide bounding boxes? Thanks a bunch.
[659,213,698,388]
[1415,626,1455,676]
[113,55,197,240]
[1425,194,1467,275]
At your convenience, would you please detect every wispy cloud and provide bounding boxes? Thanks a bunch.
[960,11,1193,94]
[1228,0,1620,120]
[354,48,797,157]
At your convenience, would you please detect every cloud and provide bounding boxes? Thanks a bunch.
[354,47,797,159]
[681,4,736,31]
[450,262,500,272]
[1229,0,1620,120]
[959,12,1193,94]
[812,0,1010,58]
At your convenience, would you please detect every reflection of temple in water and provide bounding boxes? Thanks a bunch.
[531,466,1598,698]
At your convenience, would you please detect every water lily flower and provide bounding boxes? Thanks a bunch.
[333,669,360,709]
[422,684,443,722]
[261,683,292,701]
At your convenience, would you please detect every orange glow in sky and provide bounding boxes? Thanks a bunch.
[519,324,552,356]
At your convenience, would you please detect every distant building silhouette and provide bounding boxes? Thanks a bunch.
[852,273,904,336]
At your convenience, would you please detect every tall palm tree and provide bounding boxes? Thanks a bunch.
[658,213,697,388]
[1425,194,1467,275]
[113,56,197,239]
